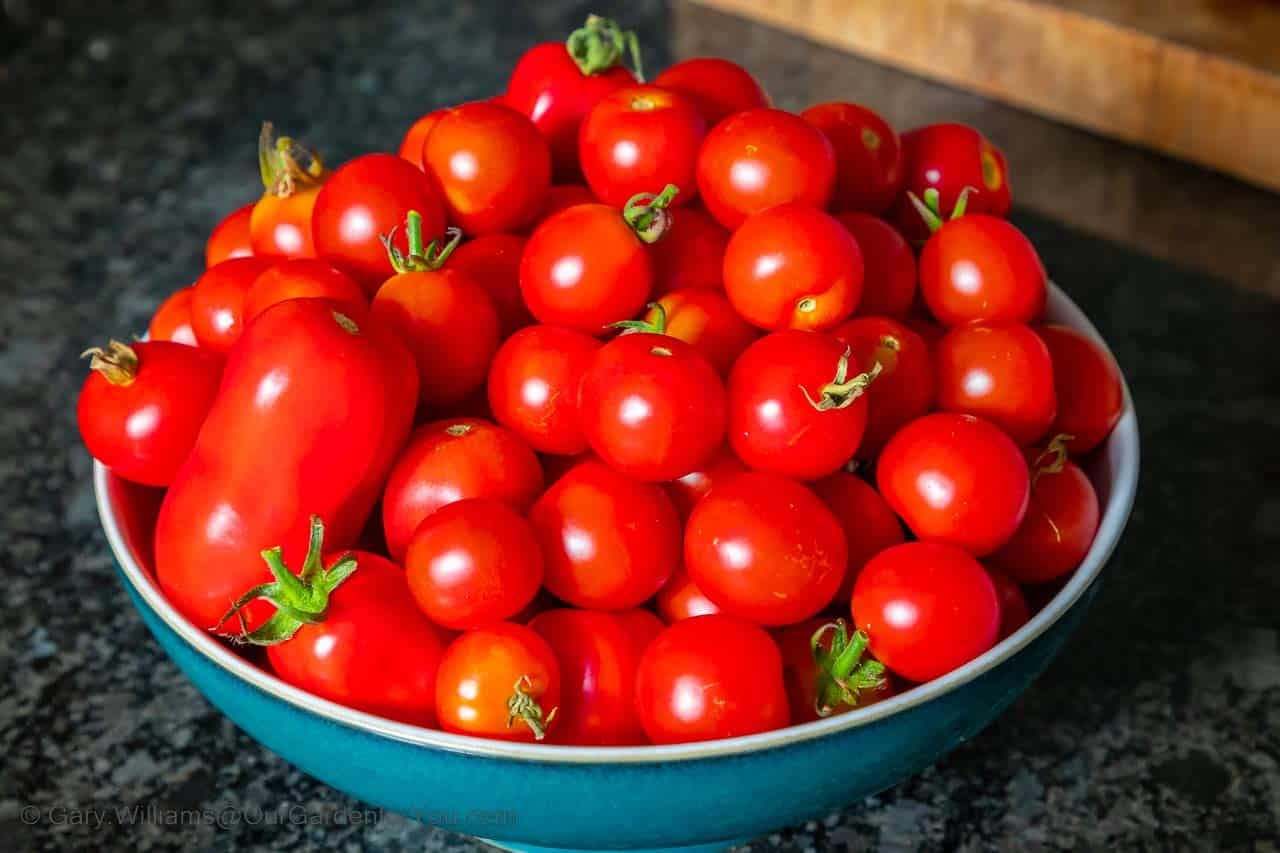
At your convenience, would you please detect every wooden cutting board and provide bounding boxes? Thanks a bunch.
[689,0,1280,193]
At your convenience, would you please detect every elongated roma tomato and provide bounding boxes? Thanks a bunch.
[250,124,326,259]
[205,203,254,267]
[653,57,770,126]
[148,287,199,346]
[154,301,417,634]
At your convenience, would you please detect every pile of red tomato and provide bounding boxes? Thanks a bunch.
[78,16,1125,747]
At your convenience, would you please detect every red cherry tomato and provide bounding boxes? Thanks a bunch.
[436,623,561,741]
[243,258,367,322]
[723,203,863,331]
[487,325,602,455]
[891,123,1012,241]
[685,472,846,625]
[398,109,443,169]
[519,202,656,334]
[654,567,722,623]
[528,608,662,745]
[834,212,916,318]
[990,438,1100,584]
[653,58,770,126]
[448,234,534,336]
[148,287,199,346]
[986,566,1030,640]
[918,214,1047,327]
[635,614,789,744]
[830,315,935,456]
[1037,324,1124,454]
[312,153,447,293]
[664,444,746,520]
[77,340,222,487]
[811,472,905,604]
[649,206,729,296]
[852,541,1001,682]
[155,301,417,634]
[935,323,1056,446]
[801,102,904,214]
[190,256,276,353]
[579,85,706,208]
[644,289,759,376]
[540,184,599,220]
[877,413,1030,556]
[205,203,255,267]
[579,332,727,481]
[405,498,544,630]
[381,417,544,563]
[776,617,894,722]
[250,127,327,258]
[696,109,835,229]
[726,331,874,480]
[529,458,680,610]
[424,102,552,235]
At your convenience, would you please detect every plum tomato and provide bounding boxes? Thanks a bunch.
[642,289,759,376]
[685,472,847,625]
[424,101,552,235]
[1037,324,1124,454]
[877,413,1030,556]
[664,444,746,520]
[243,258,367,322]
[648,206,729,296]
[892,123,1012,241]
[801,102,904,215]
[834,212,916,318]
[77,340,222,487]
[528,608,662,745]
[654,567,722,623]
[529,458,680,610]
[381,417,544,563]
[811,472,905,604]
[935,323,1056,446]
[653,57,770,126]
[635,614,789,744]
[727,331,875,480]
[989,436,1100,584]
[190,256,276,353]
[250,124,326,258]
[540,184,599,220]
[918,212,1047,327]
[505,17,640,180]
[696,109,836,229]
[312,153,447,294]
[579,85,706,208]
[205,202,255,267]
[448,233,535,337]
[986,566,1030,640]
[405,498,544,630]
[148,286,199,346]
[830,315,935,456]
[487,325,602,455]
[397,109,443,169]
[776,617,893,722]
[852,541,1001,682]
[578,331,727,481]
[723,203,863,331]
[436,622,561,741]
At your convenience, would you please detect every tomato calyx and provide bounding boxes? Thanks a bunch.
[906,186,974,234]
[383,210,463,273]
[258,121,326,198]
[810,619,886,717]
[81,340,139,386]
[506,674,559,741]
[214,515,359,645]
[622,184,679,244]
[801,347,883,412]
[566,14,645,80]
[608,301,668,335]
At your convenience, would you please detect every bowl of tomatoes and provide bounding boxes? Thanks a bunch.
[83,16,1138,853]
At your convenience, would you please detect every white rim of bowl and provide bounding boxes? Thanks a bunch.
[96,283,1139,765]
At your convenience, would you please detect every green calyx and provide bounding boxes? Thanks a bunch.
[383,210,463,274]
[622,184,679,244]
[608,301,668,335]
[506,675,558,741]
[566,14,645,80]
[906,186,975,234]
[213,515,358,646]
[801,347,882,412]
[258,121,326,198]
[810,620,886,717]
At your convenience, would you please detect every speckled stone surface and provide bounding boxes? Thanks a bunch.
[2,1,1278,851]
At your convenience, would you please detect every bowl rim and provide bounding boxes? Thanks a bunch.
[96,282,1139,765]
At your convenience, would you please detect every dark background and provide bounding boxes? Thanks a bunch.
[2,1,1278,850]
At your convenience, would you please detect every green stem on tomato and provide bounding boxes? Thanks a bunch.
[622,184,679,244]
[607,302,668,335]
[383,210,463,274]
[810,620,886,717]
[566,15,645,81]
[801,347,882,412]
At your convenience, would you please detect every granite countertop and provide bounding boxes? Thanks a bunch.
[2,1,1278,850]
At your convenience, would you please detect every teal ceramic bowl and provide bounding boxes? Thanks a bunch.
[97,284,1139,853]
